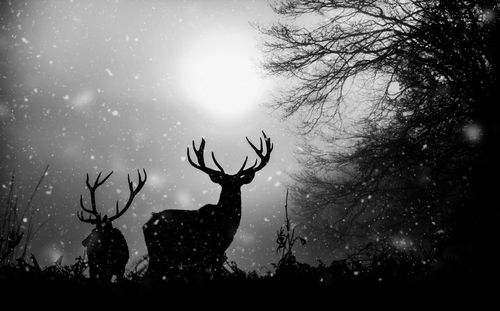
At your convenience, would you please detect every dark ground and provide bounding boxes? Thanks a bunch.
[0,258,497,308]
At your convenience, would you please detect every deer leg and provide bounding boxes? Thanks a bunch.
[88,262,96,279]
[200,253,225,278]
[116,266,125,282]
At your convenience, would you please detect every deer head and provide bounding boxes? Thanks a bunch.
[78,169,147,229]
[187,131,273,188]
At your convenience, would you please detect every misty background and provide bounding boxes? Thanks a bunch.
[0,0,326,270]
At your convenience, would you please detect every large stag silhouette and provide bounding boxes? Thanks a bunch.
[143,132,273,277]
[78,170,147,282]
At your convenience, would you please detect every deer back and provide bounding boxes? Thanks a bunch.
[143,206,234,262]
[83,227,129,264]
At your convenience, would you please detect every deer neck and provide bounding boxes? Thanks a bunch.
[217,184,242,224]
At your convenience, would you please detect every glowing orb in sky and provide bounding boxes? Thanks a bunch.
[179,33,267,120]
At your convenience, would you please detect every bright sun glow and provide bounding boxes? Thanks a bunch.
[179,33,267,120]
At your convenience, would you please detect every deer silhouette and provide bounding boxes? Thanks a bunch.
[143,132,273,277]
[78,170,147,282]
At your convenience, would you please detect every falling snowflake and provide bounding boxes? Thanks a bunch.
[463,123,482,143]
[105,68,113,76]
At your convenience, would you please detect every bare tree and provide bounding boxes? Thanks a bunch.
[260,0,499,258]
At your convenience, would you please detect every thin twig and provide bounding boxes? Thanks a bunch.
[20,165,50,259]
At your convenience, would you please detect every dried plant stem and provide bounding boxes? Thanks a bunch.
[20,165,50,259]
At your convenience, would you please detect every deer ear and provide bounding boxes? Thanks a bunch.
[240,172,256,184]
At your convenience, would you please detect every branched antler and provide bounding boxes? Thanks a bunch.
[109,169,147,222]
[78,171,113,224]
[77,170,147,224]
[238,131,274,175]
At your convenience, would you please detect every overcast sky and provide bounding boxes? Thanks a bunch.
[0,0,330,271]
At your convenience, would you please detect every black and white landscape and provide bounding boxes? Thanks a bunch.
[1,0,498,306]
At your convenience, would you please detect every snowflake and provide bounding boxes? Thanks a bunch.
[463,123,482,143]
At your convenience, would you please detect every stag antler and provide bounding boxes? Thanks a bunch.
[187,132,273,176]
[237,131,274,175]
[109,169,147,222]
[187,138,226,175]
[78,171,113,224]
[77,170,147,224]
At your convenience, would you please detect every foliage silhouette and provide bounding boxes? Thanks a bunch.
[0,208,486,306]
[143,132,273,279]
[274,189,307,279]
[1,165,50,264]
[260,0,500,275]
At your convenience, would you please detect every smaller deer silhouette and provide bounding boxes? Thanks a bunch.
[78,170,146,282]
[144,132,273,277]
